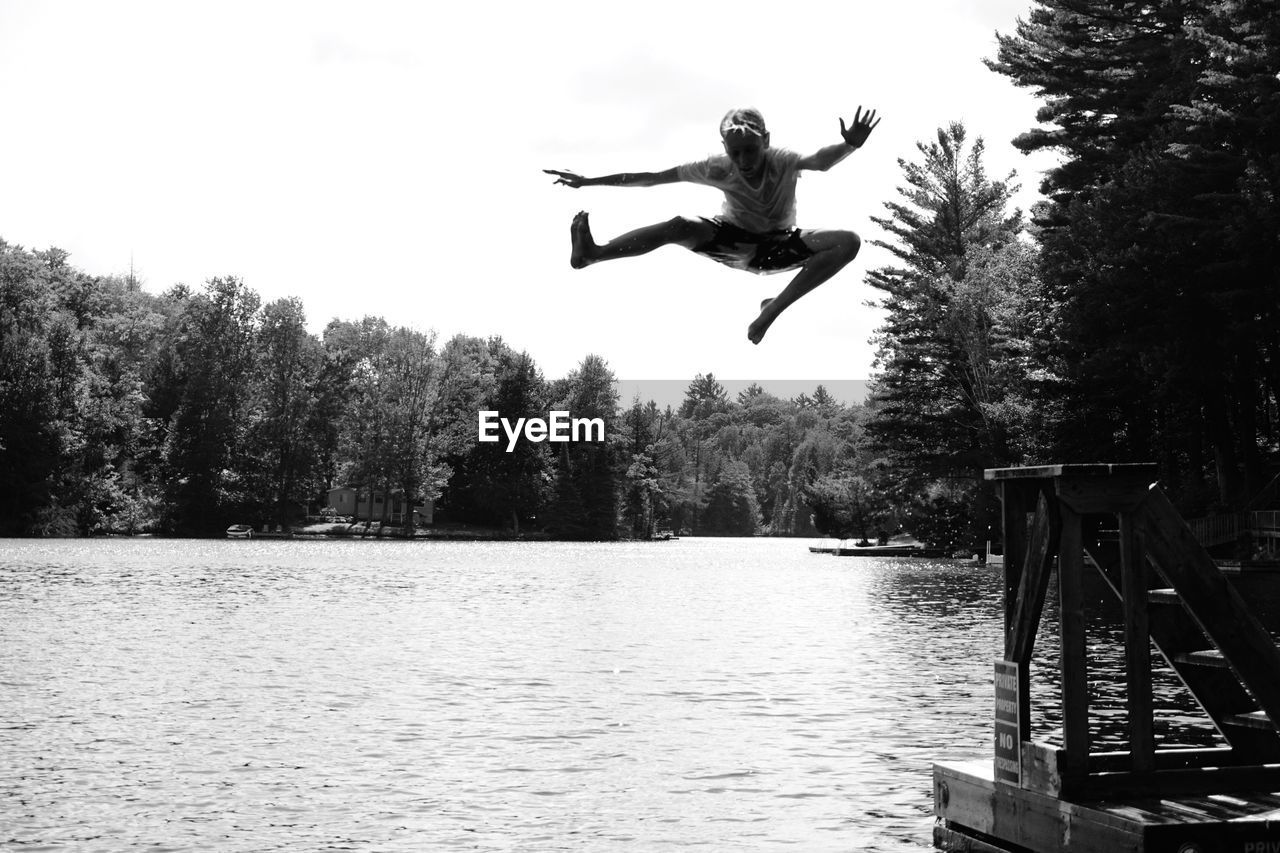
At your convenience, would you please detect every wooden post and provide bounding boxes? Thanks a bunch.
[1000,481,1033,745]
[1118,511,1155,773]
[1001,482,1034,744]
[1006,492,1057,667]
[1002,482,1030,639]
[1058,504,1089,778]
[985,464,1159,792]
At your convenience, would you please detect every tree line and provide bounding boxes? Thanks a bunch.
[4,0,1277,545]
[0,245,884,539]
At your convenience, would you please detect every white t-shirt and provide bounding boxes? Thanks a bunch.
[676,147,803,233]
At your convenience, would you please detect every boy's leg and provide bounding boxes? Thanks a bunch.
[748,230,861,344]
[570,211,716,269]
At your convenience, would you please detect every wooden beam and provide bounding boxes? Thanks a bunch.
[1119,511,1155,773]
[1071,763,1280,798]
[1088,746,1239,772]
[1019,741,1064,795]
[1002,483,1042,743]
[935,761,1143,851]
[1059,504,1090,776]
[1006,491,1057,666]
[1000,481,1031,640]
[1056,472,1154,514]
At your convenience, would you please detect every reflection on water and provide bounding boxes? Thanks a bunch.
[1,538,1267,851]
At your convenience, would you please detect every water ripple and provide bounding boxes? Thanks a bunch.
[4,537,1270,850]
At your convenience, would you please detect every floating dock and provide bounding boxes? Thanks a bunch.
[933,464,1280,852]
[935,760,1280,852]
[809,544,947,557]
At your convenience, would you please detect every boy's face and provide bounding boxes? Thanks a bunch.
[723,130,769,180]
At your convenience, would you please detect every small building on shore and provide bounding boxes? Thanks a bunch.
[327,487,433,526]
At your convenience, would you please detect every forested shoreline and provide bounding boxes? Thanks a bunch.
[0,245,881,541]
[3,1,1278,546]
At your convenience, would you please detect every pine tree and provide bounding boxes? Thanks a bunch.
[867,124,1026,475]
[865,122,1034,551]
[989,0,1280,507]
[548,354,620,539]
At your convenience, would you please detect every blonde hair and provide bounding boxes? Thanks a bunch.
[719,107,767,139]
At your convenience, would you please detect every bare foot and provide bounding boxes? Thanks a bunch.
[570,211,598,269]
[748,298,777,344]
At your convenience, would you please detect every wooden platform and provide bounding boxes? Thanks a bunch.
[935,760,1280,853]
[808,544,947,557]
[834,545,946,557]
[935,464,1280,852]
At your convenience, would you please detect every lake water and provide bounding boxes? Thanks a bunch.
[0,537,1243,851]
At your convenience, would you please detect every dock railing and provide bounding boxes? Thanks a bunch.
[1255,511,1280,558]
[1184,512,1242,547]
[1254,510,1280,536]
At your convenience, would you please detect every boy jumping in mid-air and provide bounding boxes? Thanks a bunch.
[546,105,880,344]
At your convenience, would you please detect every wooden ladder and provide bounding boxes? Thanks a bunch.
[990,464,1280,797]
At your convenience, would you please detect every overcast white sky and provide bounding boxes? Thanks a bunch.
[0,0,1056,387]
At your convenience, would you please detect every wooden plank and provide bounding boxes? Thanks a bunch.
[1206,792,1280,818]
[935,761,1143,850]
[1139,488,1280,730]
[1120,511,1156,773]
[1006,491,1057,665]
[933,825,1019,853]
[1145,822,1280,853]
[1059,504,1090,776]
[1056,472,1154,514]
[1019,740,1063,795]
[1089,747,1237,772]
[1072,763,1280,798]
[1102,788,1280,824]
[936,759,1280,852]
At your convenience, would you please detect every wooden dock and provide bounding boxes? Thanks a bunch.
[933,464,1280,853]
[808,544,947,557]
[935,760,1280,852]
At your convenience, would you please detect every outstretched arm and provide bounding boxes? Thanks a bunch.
[797,106,881,172]
[544,167,681,188]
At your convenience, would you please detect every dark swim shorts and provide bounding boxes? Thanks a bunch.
[691,216,816,275]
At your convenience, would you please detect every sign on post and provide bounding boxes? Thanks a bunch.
[994,660,1021,786]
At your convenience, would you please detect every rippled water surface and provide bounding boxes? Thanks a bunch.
[1,536,1214,851]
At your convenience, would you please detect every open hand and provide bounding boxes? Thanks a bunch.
[839,106,881,148]
[544,169,588,188]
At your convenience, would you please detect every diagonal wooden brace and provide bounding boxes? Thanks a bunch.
[1006,490,1060,665]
